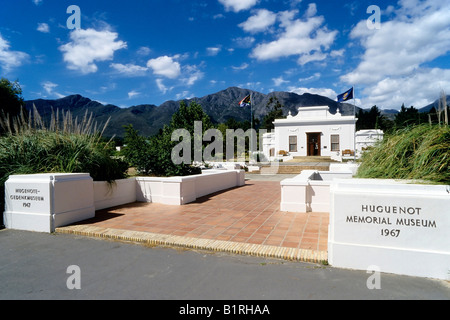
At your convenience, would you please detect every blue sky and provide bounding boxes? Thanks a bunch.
[1,0,449,110]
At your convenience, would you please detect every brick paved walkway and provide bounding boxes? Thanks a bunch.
[57,178,329,263]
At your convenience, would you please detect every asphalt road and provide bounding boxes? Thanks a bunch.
[0,229,449,303]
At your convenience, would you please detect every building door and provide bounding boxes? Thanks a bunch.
[307,133,321,156]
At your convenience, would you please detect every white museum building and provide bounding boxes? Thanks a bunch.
[262,105,382,161]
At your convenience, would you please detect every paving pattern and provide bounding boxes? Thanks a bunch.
[57,176,329,263]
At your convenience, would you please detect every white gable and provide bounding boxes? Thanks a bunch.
[275,106,352,126]
[292,106,340,119]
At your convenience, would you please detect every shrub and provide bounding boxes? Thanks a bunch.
[356,124,449,184]
[122,101,212,177]
[0,131,127,182]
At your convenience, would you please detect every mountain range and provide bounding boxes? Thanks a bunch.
[24,87,442,138]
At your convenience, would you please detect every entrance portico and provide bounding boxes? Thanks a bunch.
[307,132,321,156]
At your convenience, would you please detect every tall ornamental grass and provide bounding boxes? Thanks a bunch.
[356,124,449,185]
[0,106,128,183]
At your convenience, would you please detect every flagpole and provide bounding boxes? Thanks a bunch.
[250,92,254,162]
[353,86,356,162]
[251,92,253,132]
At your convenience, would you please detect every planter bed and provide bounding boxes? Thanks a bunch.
[3,169,245,233]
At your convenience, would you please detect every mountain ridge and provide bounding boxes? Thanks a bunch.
[24,87,373,138]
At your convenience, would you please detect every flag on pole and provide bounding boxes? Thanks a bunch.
[239,95,251,107]
[337,87,354,102]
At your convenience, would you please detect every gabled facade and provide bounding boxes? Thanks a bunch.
[263,106,357,161]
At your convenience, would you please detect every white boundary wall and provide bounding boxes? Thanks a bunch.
[136,170,245,205]
[93,178,137,211]
[4,169,245,233]
[328,179,450,280]
[4,174,95,233]
[280,170,353,213]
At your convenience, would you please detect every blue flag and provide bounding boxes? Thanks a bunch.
[337,88,354,102]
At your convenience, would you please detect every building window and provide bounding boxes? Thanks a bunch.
[289,136,297,152]
[331,135,340,152]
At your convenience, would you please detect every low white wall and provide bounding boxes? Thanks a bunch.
[4,170,246,233]
[4,173,95,233]
[93,178,137,211]
[328,179,450,280]
[329,163,360,176]
[280,170,353,213]
[135,176,185,205]
[136,170,245,205]
[205,162,244,170]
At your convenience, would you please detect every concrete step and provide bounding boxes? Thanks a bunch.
[287,156,339,163]
[259,164,330,174]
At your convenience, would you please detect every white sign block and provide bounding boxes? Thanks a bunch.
[4,173,95,233]
[328,179,450,280]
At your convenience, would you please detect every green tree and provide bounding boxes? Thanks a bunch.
[261,97,284,130]
[122,101,213,177]
[122,124,152,173]
[356,105,392,131]
[218,118,253,160]
[170,101,213,132]
[394,104,427,128]
[224,118,251,131]
[0,78,25,135]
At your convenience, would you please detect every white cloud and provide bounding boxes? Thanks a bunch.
[344,14,450,84]
[273,76,290,87]
[360,68,450,109]
[289,0,303,6]
[206,47,221,56]
[330,49,345,57]
[395,0,444,21]
[250,9,337,65]
[0,34,29,72]
[128,90,140,99]
[155,79,173,94]
[176,91,195,100]
[147,56,181,79]
[218,0,259,12]
[239,9,277,33]
[147,58,203,94]
[42,81,65,98]
[297,51,327,65]
[342,0,450,109]
[232,63,249,70]
[299,72,321,82]
[305,3,317,18]
[181,64,204,86]
[288,87,338,100]
[137,46,151,56]
[59,28,127,74]
[37,23,50,33]
[32,0,43,5]
[110,63,148,76]
[232,36,256,49]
